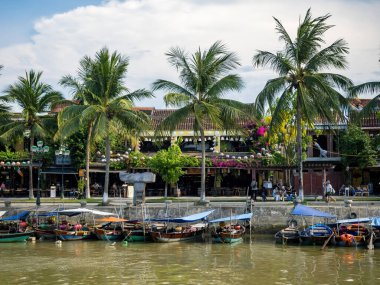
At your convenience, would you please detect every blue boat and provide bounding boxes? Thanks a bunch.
[209,213,252,243]
[280,205,335,246]
[148,210,214,243]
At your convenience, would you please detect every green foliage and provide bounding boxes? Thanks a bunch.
[65,128,87,169]
[128,151,148,168]
[147,144,186,185]
[339,125,377,168]
[0,147,29,161]
[77,178,85,194]
[180,155,200,167]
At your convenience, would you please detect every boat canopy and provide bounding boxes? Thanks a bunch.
[0,211,30,221]
[147,210,215,223]
[336,217,372,224]
[58,208,116,216]
[209,213,253,223]
[291,204,336,218]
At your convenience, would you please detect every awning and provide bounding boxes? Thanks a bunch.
[58,208,116,216]
[0,211,30,221]
[147,210,214,223]
[209,213,253,223]
[291,204,336,218]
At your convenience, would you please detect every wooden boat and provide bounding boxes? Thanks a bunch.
[54,229,93,241]
[274,226,300,244]
[0,211,33,242]
[35,227,56,240]
[331,217,371,247]
[299,223,333,245]
[148,210,214,243]
[52,208,118,241]
[335,224,369,247]
[209,213,252,243]
[150,226,205,243]
[124,228,153,242]
[94,217,128,241]
[285,204,336,246]
[0,231,34,243]
[94,227,124,241]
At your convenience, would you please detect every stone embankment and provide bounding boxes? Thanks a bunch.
[2,198,380,234]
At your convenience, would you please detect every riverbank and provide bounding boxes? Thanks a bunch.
[1,196,379,234]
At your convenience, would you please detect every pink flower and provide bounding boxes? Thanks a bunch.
[257,126,266,136]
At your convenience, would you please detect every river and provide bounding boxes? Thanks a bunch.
[1,235,379,285]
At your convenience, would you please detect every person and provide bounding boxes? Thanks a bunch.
[250,179,258,201]
[324,180,336,202]
[261,188,267,202]
[0,182,6,197]
[111,183,118,196]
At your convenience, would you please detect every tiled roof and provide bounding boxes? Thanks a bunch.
[150,109,251,131]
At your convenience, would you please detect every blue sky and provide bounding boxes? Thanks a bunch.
[0,0,103,46]
[0,0,379,111]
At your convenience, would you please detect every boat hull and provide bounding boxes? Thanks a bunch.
[275,227,300,244]
[299,224,333,245]
[0,231,33,243]
[150,229,204,243]
[54,229,92,241]
[124,230,153,242]
[94,228,124,241]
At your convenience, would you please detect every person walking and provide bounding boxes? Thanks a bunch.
[324,180,336,202]
[250,179,258,201]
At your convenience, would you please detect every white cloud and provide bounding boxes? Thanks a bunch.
[0,0,379,111]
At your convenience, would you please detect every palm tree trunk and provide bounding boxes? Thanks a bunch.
[85,124,92,199]
[28,136,34,199]
[103,121,110,205]
[200,128,206,202]
[296,92,304,201]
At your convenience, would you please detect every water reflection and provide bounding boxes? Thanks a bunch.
[1,236,380,284]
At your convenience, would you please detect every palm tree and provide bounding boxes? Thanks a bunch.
[58,48,152,205]
[152,41,247,202]
[252,9,353,200]
[351,82,380,117]
[0,70,63,199]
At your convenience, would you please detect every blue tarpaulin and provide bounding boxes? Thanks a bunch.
[0,211,30,221]
[291,204,336,218]
[371,217,380,227]
[147,210,215,223]
[209,213,253,223]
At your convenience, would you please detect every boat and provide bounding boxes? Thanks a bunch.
[0,211,34,242]
[94,217,128,241]
[123,222,156,242]
[299,223,334,245]
[209,213,252,243]
[274,226,300,245]
[333,217,370,247]
[149,210,214,243]
[0,231,34,243]
[279,204,336,246]
[53,208,117,241]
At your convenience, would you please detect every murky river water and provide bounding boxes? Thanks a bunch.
[1,235,379,285]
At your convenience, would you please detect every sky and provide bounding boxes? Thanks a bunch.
[0,0,379,111]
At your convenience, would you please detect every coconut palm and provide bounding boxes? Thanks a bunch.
[58,48,152,205]
[0,70,63,199]
[351,82,380,117]
[152,41,247,202]
[252,9,353,200]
